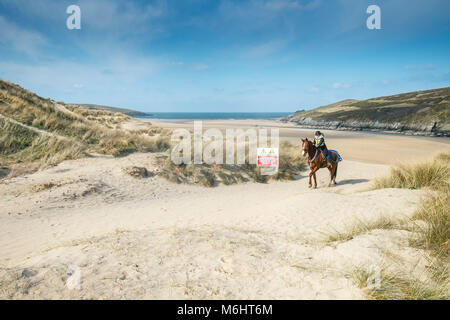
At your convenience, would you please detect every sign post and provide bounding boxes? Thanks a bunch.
[257,148,279,175]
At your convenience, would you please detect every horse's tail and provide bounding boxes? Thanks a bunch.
[334,163,338,179]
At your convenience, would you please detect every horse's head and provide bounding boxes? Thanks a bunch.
[301,138,310,157]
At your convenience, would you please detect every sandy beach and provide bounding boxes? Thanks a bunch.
[145,119,450,165]
[1,118,449,299]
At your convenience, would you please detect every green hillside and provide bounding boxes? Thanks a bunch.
[290,87,450,135]
[0,79,169,176]
[71,104,148,117]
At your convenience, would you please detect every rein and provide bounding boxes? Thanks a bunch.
[308,149,318,163]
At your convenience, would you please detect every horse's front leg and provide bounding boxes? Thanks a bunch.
[308,168,313,188]
[313,171,317,188]
[309,166,318,188]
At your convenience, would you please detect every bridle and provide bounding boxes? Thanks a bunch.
[302,140,318,163]
[301,141,308,157]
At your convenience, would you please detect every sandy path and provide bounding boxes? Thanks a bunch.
[0,160,395,264]
[0,151,428,299]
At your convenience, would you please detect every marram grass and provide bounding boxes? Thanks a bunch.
[373,155,450,191]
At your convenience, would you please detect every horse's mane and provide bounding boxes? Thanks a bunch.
[305,139,315,149]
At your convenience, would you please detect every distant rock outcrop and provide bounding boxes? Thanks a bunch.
[282,88,450,136]
[71,104,149,117]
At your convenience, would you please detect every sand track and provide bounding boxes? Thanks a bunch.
[0,151,429,299]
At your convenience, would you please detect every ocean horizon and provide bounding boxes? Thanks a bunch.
[135,112,291,120]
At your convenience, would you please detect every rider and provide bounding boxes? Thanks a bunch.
[313,131,330,162]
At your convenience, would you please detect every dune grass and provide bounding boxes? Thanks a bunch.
[158,159,247,187]
[358,152,450,299]
[65,104,131,129]
[373,152,449,258]
[0,79,171,156]
[354,264,449,300]
[0,117,86,165]
[275,140,307,180]
[157,140,306,187]
[324,216,408,243]
[0,79,171,177]
[412,191,450,258]
[373,154,450,191]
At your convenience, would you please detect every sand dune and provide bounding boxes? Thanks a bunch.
[1,120,448,299]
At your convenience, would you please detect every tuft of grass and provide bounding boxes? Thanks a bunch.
[0,116,86,171]
[65,104,131,127]
[372,152,449,258]
[373,153,450,191]
[354,264,449,300]
[276,140,307,180]
[435,152,450,163]
[412,191,450,258]
[324,216,406,243]
[157,140,306,187]
[158,160,246,187]
[0,270,36,299]
[349,153,450,300]
[217,170,245,185]
[372,153,449,258]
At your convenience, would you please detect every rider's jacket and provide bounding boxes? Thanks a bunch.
[314,135,325,148]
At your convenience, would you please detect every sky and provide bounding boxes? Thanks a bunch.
[0,0,449,112]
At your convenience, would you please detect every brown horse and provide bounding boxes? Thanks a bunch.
[301,138,338,188]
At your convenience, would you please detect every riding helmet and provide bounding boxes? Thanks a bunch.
[315,131,321,136]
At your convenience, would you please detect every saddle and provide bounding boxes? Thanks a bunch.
[327,150,343,162]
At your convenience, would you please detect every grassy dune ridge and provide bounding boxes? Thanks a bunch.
[69,103,148,117]
[374,155,450,191]
[158,140,306,187]
[0,115,86,165]
[0,79,170,174]
[364,153,450,299]
[373,152,449,257]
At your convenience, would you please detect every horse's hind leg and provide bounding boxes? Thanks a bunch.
[327,166,333,187]
[333,164,338,184]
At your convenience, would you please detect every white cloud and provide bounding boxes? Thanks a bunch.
[264,0,322,11]
[405,64,435,71]
[1,0,167,32]
[332,82,351,89]
[0,53,156,92]
[242,39,289,58]
[0,16,47,56]
[78,0,167,32]
[169,61,184,66]
[218,0,322,32]
[192,63,210,71]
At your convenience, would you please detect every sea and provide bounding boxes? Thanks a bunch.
[135,112,291,120]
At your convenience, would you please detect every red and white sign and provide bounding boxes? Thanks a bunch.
[257,148,279,167]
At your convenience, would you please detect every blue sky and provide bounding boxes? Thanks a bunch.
[0,0,449,112]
